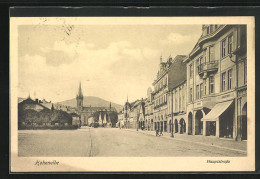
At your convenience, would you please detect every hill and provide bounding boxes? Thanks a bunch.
[55,96,123,112]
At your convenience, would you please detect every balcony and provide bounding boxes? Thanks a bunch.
[198,61,218,77]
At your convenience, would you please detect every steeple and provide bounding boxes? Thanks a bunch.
[77,81,83,97]
[76,81,83,109]
[109,101,111,110]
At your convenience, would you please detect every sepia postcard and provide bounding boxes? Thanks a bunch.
[10,16,255,172]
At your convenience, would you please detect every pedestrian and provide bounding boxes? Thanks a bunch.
[156,128,159,136]
[160,128,163,136]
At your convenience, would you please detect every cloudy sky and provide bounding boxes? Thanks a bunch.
[18,24,202,105]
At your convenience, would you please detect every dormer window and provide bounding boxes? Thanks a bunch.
[207,26,210,34]
[210,25,214,33]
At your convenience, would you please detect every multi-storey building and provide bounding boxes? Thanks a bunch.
[153,55,187,133]
[167,57,187,134]
[144,87,154,131]
[183,25,247,140]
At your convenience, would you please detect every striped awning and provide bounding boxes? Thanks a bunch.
[202,100,233,121]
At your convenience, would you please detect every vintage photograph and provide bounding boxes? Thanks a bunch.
[10,17,255,172]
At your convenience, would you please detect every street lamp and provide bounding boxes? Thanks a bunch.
[171,119,174,138]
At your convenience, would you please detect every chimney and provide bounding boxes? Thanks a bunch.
[35,98,39,103]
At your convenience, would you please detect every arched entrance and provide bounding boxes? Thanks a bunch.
[174,119,178,133]
[195,110,203,135]
[179,118,186,134]
[188,112,193,135]
[242,103,247,140]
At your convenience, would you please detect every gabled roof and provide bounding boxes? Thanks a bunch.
[168,55,187,91]
[19,98,49,110]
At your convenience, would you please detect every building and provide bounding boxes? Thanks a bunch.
[167,57,187,134]
[144,88,154,131]
[18,97,73,128]
[117,111,124,128]
[75,82,117,126]
[121,97,145,129]
[183,24,247,140]
[152,55,187,133]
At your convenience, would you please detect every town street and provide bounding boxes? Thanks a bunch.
[18,127,247,157]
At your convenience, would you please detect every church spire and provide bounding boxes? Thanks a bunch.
[77,81,83,97]
[109,101,111,110]
[76,81,83,109]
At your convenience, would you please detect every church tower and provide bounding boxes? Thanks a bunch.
[76,82,83,109]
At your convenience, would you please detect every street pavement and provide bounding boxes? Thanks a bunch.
[18,127,247,157]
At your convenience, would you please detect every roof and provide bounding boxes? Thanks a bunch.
[82,106,117,112]
[168,55,187,91]
[19,98,49,110]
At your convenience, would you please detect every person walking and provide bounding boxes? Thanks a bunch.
[160,128,163,136]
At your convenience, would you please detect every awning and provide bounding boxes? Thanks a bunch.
[202,100,233,121]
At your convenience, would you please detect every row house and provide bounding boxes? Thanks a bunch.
[152,55,187,133]
[121,98,143,129]
[143,88,154,131]
[167,56,187,134]
[183,24,247,140]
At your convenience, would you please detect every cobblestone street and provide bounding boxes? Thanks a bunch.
[18,127,247,157]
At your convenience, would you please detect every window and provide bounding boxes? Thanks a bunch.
[228,69,232,90]
[196,85,200,100]
[207,26,210,34]
[196,59,199,74]
[210,25,214,33]
[175,93,178,111]
[209,76,214,94]
[222,72,226,91]
[203,49,207,63]
[244,59,247,84]
[228,34,233,54]
[215,25,218,30]
[200,83,203,98]
[204,79,207,96]
[190,63,193,78]
[179,95,181,111]
[221,39,227,58]
[190,88,193,102]
[209,46,214,61]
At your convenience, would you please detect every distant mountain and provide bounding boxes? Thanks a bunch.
[55,96,123,112]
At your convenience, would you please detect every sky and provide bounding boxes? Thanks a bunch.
[18,24,202,105]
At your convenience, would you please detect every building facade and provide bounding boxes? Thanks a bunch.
[75,82,117,126]
[183,24,247,140]
[153,55,187,133]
